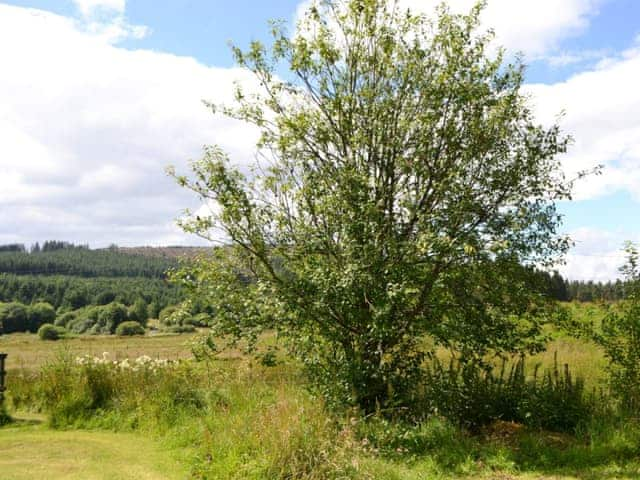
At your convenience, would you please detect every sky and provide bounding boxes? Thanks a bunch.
[0,0,639,281]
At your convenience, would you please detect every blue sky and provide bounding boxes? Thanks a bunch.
[0,0,639,280]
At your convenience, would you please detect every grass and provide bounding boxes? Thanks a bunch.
[0,416,189,480]
[0,331,199,372]
[0,302,638,479]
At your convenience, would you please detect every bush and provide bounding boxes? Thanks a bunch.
[94,302,128,334]
[38,323,60,341]
[0,404,11,426]
[421,356,594,433]
[593,243,640,413]
[158,305,178,325]
[27,302,56,332]
[0,302,28,334]
[127,298,149,326]
[54,311,76,327]
[116,321,145,336]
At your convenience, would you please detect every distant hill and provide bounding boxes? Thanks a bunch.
[110,246,214,260]
[0,247,177,278]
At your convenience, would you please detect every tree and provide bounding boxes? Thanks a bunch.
[172,0,578,414]
[593,243,640,412]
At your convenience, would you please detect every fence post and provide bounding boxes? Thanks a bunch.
[0,353,6,407]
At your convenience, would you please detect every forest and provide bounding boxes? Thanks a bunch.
[0,242,214,336]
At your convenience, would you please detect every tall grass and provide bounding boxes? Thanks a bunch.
[4,336,640,479]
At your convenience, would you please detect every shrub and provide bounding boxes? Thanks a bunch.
[27,302,56,332]
[421,356,594,433]
[0,302,28,334]
[38,323,60,341]
[158,305,178,325]
[116,321,145,336]
[0,404,11,426]
[54,311,76,327]
[593,243,640,413]
[187,313,211,327]
[127,298,149,326]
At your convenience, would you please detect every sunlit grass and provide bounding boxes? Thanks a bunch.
[1,301,638,479]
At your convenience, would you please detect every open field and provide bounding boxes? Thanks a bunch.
[0,321,608,385]
[2,316,638,480]
[0,332,199,372]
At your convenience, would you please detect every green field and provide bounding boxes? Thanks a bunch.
[1,312,639,480]
[0,331,199,372]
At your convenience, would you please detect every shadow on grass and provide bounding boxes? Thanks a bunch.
[0,410,45,428]
[379,418,640,479]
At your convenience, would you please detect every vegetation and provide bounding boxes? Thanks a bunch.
[172,0,581,415]
[0,243,176,278]
[590,243,640,413]
[37,324,61,341]
[115,321,145,336]
[1,332,639,479]
[1,2,638,479]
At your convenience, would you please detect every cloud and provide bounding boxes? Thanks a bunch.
[545,49,609,68]
[0,4,260,248]
[295,0,604,59]
[559,228,636,281]
[526,40,640,201]
[71,0,149,43]
[73,0,125,16]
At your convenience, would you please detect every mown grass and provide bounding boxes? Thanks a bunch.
[1,302,638,479]
[0,417,189,480]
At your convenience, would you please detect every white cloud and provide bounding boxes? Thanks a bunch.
[0,4,260,247]
[71,0,149,43]
[295,0,604,59]
[559,228,636,281]
[526,41,640,201]
[73,0,125,16]
[545,48,609,67]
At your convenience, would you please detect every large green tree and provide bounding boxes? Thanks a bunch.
[172,0,579,413]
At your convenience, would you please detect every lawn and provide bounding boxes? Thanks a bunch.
[0,416,189,480]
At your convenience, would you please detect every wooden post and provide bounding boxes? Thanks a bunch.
[0,353,6,406]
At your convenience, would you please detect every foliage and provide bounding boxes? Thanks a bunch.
[172,0,577,414]
[0,274,183,311]
[0,244,176,278]
[0,405,11,426]
[38,323,61,341]
[56,302,128,335]
[115,321,145,336]
[420,355,596,432]
[592,242,640,413]
[6,347,640,479]
[127,298,149,326]
[0,302,28,334]
[28,302,56,331]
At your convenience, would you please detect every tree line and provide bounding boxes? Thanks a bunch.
[538,270,630,302]
[0,242,177,278]
[0,274,183,312]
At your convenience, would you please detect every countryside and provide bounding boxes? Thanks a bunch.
[1,1,639,479]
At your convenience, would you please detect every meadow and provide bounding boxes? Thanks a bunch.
[2,303,639,479]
